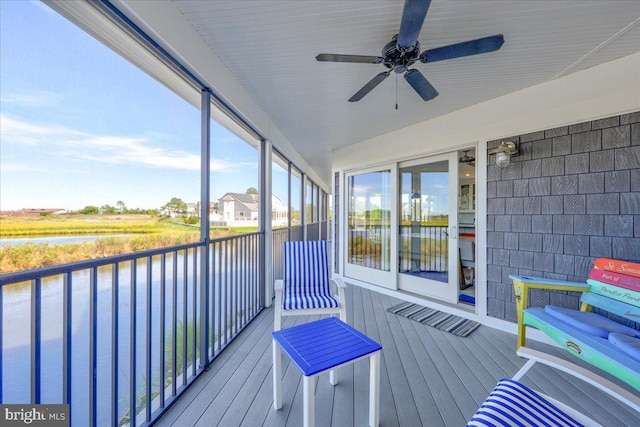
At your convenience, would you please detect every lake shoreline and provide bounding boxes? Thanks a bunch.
[0,233,201,274]
[0,214,259,274]
[0,213,167,238]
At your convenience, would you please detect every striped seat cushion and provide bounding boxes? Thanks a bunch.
[466,378,584,427]
[283,240,339,310]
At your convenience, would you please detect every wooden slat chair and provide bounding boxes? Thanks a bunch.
[274,240,347,331]
[511,264,640,392]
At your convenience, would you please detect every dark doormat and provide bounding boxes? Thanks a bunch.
[387,301,481,337]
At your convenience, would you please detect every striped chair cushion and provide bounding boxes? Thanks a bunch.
[466,378,584,427]
[283,240,339,310]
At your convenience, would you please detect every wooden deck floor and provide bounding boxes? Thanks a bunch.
[155,285,640,427]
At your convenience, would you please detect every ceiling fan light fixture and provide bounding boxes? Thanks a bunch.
[459,149,475,164]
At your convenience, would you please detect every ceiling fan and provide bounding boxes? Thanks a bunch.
[459,150,476,166]
[316,0,504,102]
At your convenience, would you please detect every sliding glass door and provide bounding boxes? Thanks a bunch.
[398,153,459,302]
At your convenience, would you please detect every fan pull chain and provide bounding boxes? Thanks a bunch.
[395,73,398,110]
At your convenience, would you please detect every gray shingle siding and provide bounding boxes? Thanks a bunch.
[486,111,640,322]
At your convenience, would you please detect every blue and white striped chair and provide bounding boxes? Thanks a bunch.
[467,347,640,427]
[467,378,586,427]
[274,240,346,331]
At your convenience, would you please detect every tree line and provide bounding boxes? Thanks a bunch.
[78,200,161,216]
[77,197,195,218]
[78,188,259,217]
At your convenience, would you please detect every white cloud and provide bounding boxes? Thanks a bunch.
[0,92,64,108]
[0,163,41,172]
[0,114,211,171]
[212,160,257,174]
[0,115,74,146]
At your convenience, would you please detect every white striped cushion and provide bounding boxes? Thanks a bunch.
[283,240,339,310]
[466,378,584,427]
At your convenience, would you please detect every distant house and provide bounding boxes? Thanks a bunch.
[218,193,259,222]
[216,193,288,226]
[271,194,288,226]
[186,202,199,217]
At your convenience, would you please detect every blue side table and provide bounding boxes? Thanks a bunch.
[272,317,382,427]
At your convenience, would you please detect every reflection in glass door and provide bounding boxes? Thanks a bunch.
[347,171,390,270]
[398,154,458,302]
[344,169,395,287]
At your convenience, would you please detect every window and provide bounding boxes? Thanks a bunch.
[209,116,259,231]
[271,150,289,228]
[289,166,302,240]
[306,179,314,224]
[0,1,201,273]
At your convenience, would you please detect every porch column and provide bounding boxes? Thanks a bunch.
[335,171,343,276]
[260,139,273,307]
[287,161,292,241]
[301,173,308,241]
[199,89,211,368]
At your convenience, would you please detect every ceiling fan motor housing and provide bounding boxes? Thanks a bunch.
[383,34,420,73]
[314,0,505,102]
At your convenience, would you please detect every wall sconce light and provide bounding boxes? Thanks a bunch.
[489,141,519,168]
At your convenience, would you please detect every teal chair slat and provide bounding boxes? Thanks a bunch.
[581,292,640,324]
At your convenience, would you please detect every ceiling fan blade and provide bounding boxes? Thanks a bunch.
[404,69,438,101]
[420,34,505,63]
[397,0,432,49]
[348,71,390,102]
[316,54,383,64]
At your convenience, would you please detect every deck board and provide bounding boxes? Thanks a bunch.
[367,288,424,427]
[154,284,640,427]
[377,292,452,426]
[397,305,477,423]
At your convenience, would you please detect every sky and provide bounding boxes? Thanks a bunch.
[0,1,287,211]
[348,169,449,218]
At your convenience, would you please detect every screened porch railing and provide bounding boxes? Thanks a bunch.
[272,227,289,283]
[398,225,448,273]
[290,225,304,242]
[348,225,448,273]
[306,222,320,241]
[0,232,263,427]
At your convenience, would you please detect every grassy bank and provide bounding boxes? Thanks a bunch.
[0,214,248,274]
[0,233,202,273]
[0,214,167,237]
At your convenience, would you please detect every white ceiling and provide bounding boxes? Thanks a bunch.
[168,1,640,179]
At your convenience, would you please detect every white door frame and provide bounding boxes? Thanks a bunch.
[397,152,459,303]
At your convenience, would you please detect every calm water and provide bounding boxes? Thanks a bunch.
[0,246,214,426]
[0,235,133,247]
[1,235,256,426]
